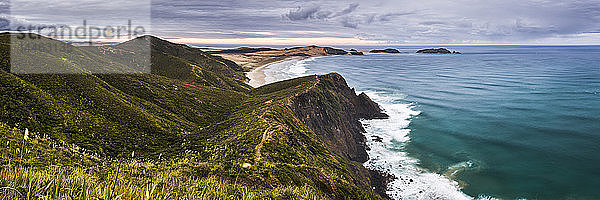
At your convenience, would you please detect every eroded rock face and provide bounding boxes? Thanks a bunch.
[291,73,388,163]
[416,48,460,54]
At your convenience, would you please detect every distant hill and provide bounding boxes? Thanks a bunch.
[0,33,388,199]
[204,47,278,54]
[209,45,350,71]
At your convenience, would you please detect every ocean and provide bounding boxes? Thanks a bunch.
[258,46,600,199]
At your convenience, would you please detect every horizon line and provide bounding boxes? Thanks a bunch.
[9,32,596,47]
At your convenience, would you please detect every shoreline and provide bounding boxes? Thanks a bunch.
[206,45,354,87]
[245,63,269,88]
[245,56,312,88]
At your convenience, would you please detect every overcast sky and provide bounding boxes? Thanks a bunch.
[2,0,600,45]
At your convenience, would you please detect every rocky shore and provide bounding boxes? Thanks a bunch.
[290,73,391,198]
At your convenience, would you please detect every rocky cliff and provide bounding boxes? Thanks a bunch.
[291,73,388,163]
[288,73,391,198]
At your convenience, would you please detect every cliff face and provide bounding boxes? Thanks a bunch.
[291,73,388,163]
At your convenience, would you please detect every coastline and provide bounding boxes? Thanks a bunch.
[230,50,472,199]
[207,45,352,88]
[242,54,395,199]
[245,56,314,88]
[243,51,402,87]
[245,56,307,88]
[247,53,473,199]
[245,63,268,88]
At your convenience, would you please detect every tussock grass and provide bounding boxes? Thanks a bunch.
[0,165,326,200]
[0,124,327,200]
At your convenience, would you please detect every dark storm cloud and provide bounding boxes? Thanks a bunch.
[6,0,600,44]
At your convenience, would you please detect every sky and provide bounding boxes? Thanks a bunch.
[2,0,600,45]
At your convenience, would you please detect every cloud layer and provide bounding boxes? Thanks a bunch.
[4,0,600,44]
[153,0,600,44]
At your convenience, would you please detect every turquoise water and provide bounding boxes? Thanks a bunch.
[263,46,600,199]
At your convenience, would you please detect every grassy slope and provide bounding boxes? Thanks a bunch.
[0,33,383,199]
[0,122,328,199]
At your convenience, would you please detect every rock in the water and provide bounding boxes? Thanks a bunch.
[416,48,460,54]
[372,135,383,143]
[369,48,401,53]
[348,49,364,55]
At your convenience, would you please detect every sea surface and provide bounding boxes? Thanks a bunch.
[258,46,600,200]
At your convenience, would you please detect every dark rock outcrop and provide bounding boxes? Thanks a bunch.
[291,73,388,163]
[356,93,388,119]
[416,48,460,54]
[370,170,394,199]
[348,49,364,55]
[323,47,349,55]
[369,48,401,53]
[284,45,348,55]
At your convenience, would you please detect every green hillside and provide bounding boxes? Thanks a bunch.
[0,33,387,199]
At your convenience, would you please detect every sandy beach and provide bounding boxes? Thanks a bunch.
[245,57,306,88]
[245,63,268,88]
[206,46,353,88]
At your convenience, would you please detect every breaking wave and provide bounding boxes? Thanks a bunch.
[361,91,474,200]
[262,57,316,85]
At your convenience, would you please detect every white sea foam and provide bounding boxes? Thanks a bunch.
[262,57,316,85]
[361,91,474,200]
